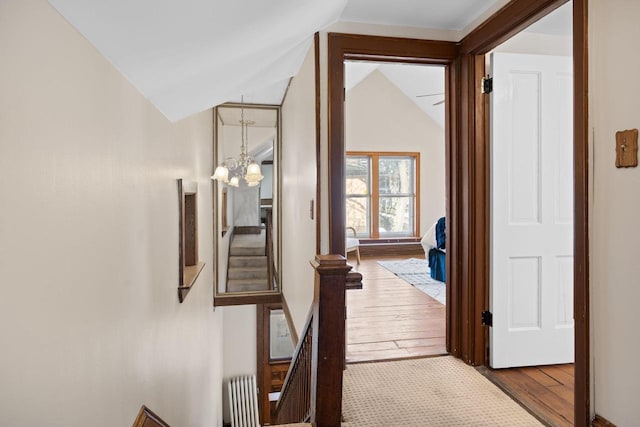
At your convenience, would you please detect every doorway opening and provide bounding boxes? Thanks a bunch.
[343,60,448,362]
[328,0,589,423]
[479,3,576,426]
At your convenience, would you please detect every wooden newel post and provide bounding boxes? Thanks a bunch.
[310,254,351,427]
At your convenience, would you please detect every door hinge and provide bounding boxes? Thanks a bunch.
[481,76,493,94]
[481,310,493,327]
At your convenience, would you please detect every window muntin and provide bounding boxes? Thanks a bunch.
[346,153,419,239]
[346,156,372,237]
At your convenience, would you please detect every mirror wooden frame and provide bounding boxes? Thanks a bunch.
[213,103,283,307]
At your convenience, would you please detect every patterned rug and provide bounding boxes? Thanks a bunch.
[377,258,446,304]
[342,356,542,427]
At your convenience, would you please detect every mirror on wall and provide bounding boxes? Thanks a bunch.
[213,103,282,305]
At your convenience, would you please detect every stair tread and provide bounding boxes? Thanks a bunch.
[230,248,265,256]
[229,255,267,261]
[229,255,267,259]
[228,262,267,269]
[227,278,269,293]
[228,267,268,279]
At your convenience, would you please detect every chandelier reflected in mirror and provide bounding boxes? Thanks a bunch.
[212,102,264,187]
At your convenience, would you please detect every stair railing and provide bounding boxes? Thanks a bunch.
[273,255,353,427]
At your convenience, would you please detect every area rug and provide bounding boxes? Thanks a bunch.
[342,356,542,427]
[377,258,446,304]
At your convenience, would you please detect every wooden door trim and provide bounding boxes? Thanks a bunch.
[327,33,458,256]
[327,33,461,357]
[315,32,322,255]
[460,0,568,55]
[459,1,589,426]
[327,3,589,423]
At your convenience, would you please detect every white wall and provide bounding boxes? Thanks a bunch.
[589,1,640,424]
[218,42,318,423]
[281,46,318,334]
[346,70,446,236]
[0,2,223,427]
[232,187,261,226]
[492,32,572,56]
[221,305,257,423]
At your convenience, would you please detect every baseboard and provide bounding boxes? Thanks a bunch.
[592,414,617,427]
[359,242,424,258]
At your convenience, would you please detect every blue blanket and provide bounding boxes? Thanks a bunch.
[427,216,446,282]
[428,248,446,282]
[435,216,446,250]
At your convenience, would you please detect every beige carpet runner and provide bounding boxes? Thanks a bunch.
[342,356,542,426]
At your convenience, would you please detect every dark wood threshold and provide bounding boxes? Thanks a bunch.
[477,364,574,427]
[592,415,617,427]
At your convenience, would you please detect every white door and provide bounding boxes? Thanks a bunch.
[490,53,574,368]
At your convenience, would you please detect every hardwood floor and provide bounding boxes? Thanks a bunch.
[345,255,447,363]
[478,364,575,427]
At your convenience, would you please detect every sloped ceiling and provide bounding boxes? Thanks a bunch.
[346,62,445,129]
[47,0,506,121]
[48,0,347,121]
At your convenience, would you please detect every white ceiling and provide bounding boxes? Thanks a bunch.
[46,0,570,122]
[340,0,500,30]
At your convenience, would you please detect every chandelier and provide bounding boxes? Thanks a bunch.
[212,101,264,187]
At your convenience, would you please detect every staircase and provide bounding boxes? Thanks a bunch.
[227,230,269,292]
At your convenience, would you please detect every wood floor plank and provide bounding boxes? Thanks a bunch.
[479,364,575,427]
[348,341,399,352]
[519,366,563,388]
[346,256,446,363]
[541,365,575,388]
[395,337,446,348]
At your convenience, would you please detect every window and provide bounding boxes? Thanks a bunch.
[346,152,419,239]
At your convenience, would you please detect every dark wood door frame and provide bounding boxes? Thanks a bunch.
[327,33,460,361]
[327,34,459,258]
[458,1,589,426]
[327,1,589,425]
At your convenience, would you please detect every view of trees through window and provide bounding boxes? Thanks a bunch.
[346,152,418,238]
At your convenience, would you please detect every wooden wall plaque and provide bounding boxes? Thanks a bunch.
[615,129,638,168]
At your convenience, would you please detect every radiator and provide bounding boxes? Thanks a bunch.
[228,374,260,427]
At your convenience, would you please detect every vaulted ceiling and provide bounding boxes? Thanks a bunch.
[47,0,515,121]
